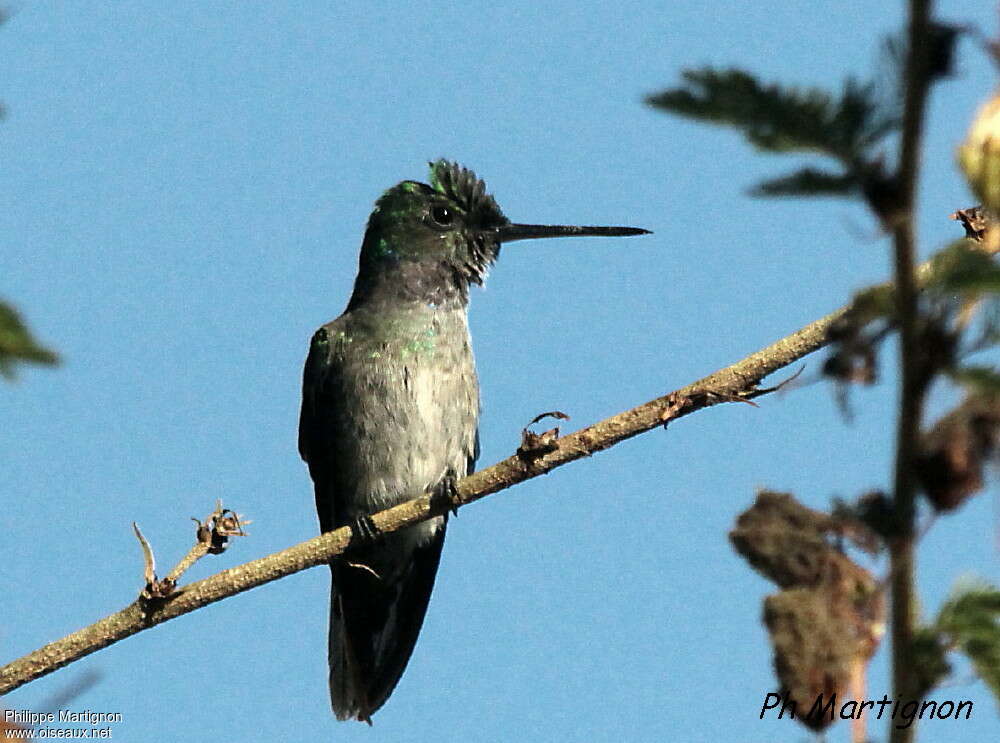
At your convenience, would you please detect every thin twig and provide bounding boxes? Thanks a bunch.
[163,540,210,587]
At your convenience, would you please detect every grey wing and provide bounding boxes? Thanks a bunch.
[299,326,340,535]
[299,316,479,722]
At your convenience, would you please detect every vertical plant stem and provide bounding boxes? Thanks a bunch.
[890,1,933,742]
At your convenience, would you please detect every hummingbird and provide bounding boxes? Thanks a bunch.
[298,160,649,723]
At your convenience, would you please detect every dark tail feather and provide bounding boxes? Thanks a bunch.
[328,527,446,722]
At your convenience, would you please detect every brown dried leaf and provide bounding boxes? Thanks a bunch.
[733,491,885,732]
[951,205,992,242]
[916,393,1000,511]
[729,491,835,588]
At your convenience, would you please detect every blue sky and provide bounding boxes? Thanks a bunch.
[2,2,998,741]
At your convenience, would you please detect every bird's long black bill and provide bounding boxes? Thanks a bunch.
[498,223,651,243]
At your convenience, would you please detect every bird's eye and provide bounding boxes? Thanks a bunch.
[429,206,455,228]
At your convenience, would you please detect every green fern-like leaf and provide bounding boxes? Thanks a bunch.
[925,240,1000,295]
[751,167,858,197]
[849,284,896,324]
[910,626,952,699]
[646,68,898,163]
[0,301,59,380]
[948,366,1000,394]
[936,581,1000,702]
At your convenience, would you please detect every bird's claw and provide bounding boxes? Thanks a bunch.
[351,515,380,544]
[433,470,461,517]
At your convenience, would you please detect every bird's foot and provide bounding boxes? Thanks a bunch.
[351,515,380,544]
[432,469,461,517]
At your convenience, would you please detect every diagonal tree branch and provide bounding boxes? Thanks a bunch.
[0,244,958,693]
[0,299,846,695]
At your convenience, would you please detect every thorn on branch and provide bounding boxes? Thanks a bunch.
[703,389,759,407]
[751,365,806,398]
[132,522,176,601]
[517,411,570,463]
[661,382,776,432]
[664,370,803,429]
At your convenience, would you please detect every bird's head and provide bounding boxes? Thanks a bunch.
[352,160,649,305]
[360,160,509,286]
